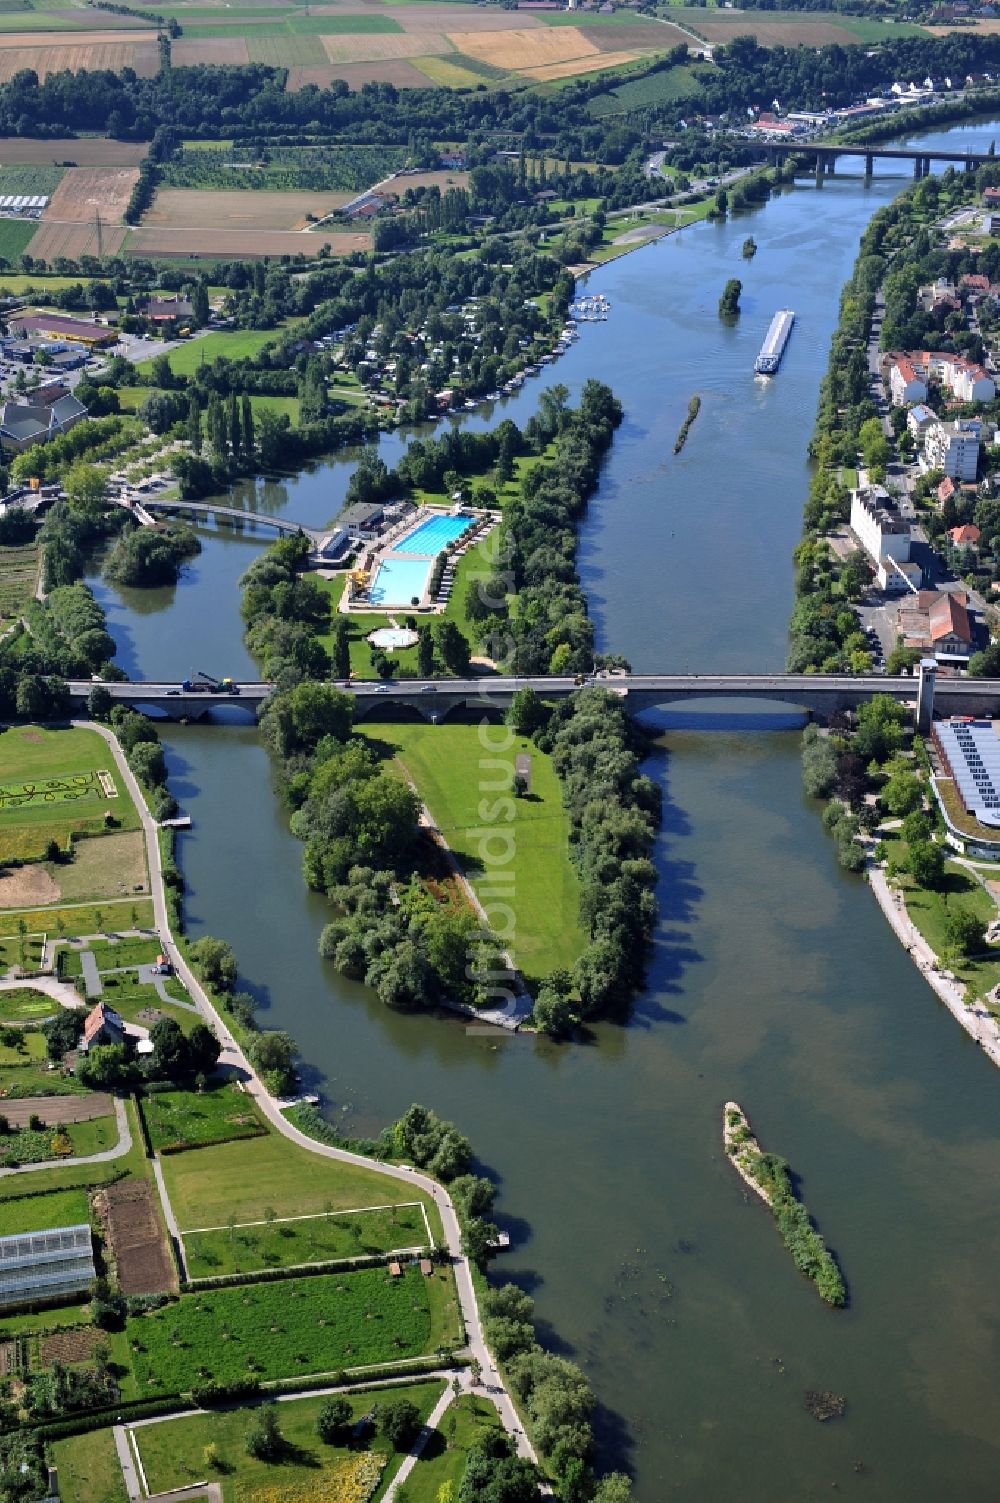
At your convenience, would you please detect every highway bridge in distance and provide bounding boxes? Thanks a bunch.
[66,669,998,726]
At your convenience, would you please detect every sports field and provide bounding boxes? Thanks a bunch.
[0,724,140,860]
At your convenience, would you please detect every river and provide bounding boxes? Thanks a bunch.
[87,120,1000,1499]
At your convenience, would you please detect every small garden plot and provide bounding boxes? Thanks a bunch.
[140,1084,266,1154]
[58,935,162,977]
[130,1380,446,1498]
[183,1202,429,1278]
[126,1267,434,1392]
[0,1108,117,1166]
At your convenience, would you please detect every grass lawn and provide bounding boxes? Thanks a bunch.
[59,936,161,976]
[51,1427,128,1503]
[136,327,292,378]
[0,542,41,627]
[133,1380,446,1500]
[0,221,38,263]
[404,1393,502,1503]
[43,829,149,904]
[126,1266,441,1393]
[314,574,419,681]
[0,1185,90,1236]
[183,1202,429,1278]
[0,725,140,861]
[358,721,588,984]
[160,1128,442,1234]
[896,857,1000,999]
[140,1082,266,1153]
[0,898,155,940]
[104,988,201,1037]
[0,988,57,1024]
[0,1028,91,1099]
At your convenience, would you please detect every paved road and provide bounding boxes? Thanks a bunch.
[84,720,539,1466]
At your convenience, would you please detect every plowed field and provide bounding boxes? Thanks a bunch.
[95,1176,176,1296]
[43,166,140,222]
[171,36,250,64]
[0,31,159,80]
[523,49,638,80]
[27,221,128,259]
[0,137,147,165]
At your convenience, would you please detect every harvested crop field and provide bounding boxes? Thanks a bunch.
[447,25,594,68]
[379,167,469,193]
[126,225,368,257]
[577,22,686,50]
[286,58,429,87]
[320,29,451,60]
[409,54,485,87]
[1,1093,114,1128]
[524,49,638,80]
[43,165,140,223]
[144,186,355,231]
[0,136,148,166]
[0,863,59,909]
[171,35,249,63]
[95,1176,176,1295]
[26,219,127,259]
[0,32,160,80]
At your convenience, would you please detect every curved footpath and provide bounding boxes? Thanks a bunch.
[0,1092,130,1178]
[81,721,539,1467]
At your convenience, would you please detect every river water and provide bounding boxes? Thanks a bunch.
[88,121,1000,1499]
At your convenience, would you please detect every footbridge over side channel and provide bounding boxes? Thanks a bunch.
[66,671,1000,725]
[142,497,326,546]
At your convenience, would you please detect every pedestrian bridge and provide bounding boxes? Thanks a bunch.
[143,497,325,544]
[66,670,997,723]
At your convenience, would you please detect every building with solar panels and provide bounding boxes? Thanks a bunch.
[0,1224,95,1312]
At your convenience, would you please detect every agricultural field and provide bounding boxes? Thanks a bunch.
[130,1380,446,1500]
[143,186,354,233]
[0,542,40,628]
[0,724,140,862]
[183,1201,430,1278]
[125,223,367,259]
[669,6,926,44]
[0,136,148,166]
[0,218,36,259]
[35,829,148,904]
[159,1127,442,1232]
[27,163,138,260]
[139,1080,266,1153]
[126,1265,443,1391]
[588,60,713,115]
[0,28,159,80]
[161,143,407,193]
[96,1174,176,1294]
[0,163,63,196]
[287,58,430,87]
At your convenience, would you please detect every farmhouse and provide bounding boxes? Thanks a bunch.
[0,1224,95,1313]
[8,313,117,348]
[80,1001,125,1053]
[138,296,193,323]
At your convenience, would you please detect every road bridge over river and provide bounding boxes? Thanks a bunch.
[67,668,994,726]
[754,140,996,179]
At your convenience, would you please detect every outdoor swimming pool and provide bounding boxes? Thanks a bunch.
[368,556,432,607]
[397,513,471,555]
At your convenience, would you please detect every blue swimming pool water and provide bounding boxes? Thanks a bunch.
[397,514,470,554]
[369,555,432,606]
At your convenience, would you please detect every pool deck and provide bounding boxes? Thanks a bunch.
[339,505,501,616]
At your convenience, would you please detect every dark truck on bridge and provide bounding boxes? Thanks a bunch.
[181,672,240,694]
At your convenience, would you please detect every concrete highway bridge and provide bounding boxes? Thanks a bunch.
[67,668,995,726]
[754,140,996,179]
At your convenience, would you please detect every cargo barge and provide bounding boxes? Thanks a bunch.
[754,308,795,375]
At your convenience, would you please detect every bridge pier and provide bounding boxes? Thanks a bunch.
[864,153,874,178]
[916,658,937,735]
[913,156,923,179]
[815,158,824,186]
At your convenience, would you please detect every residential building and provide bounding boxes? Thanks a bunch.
[897,589,977,659]
[924,418,982,481]
[0,1224,95,1312]
[80,1001,125,1053]
[891,350,995,405]
[0,392,87,454]
[138,296,193,323]
[907,402,937,438]
[877,558,922,593]
[849,483,912,569]
[938,476,957,503]
[8,314,117,348]
[948,523,981,546]
[889,355,928,405]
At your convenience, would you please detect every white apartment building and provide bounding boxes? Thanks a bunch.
[923,418,981,481]
[849,484,912,567]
